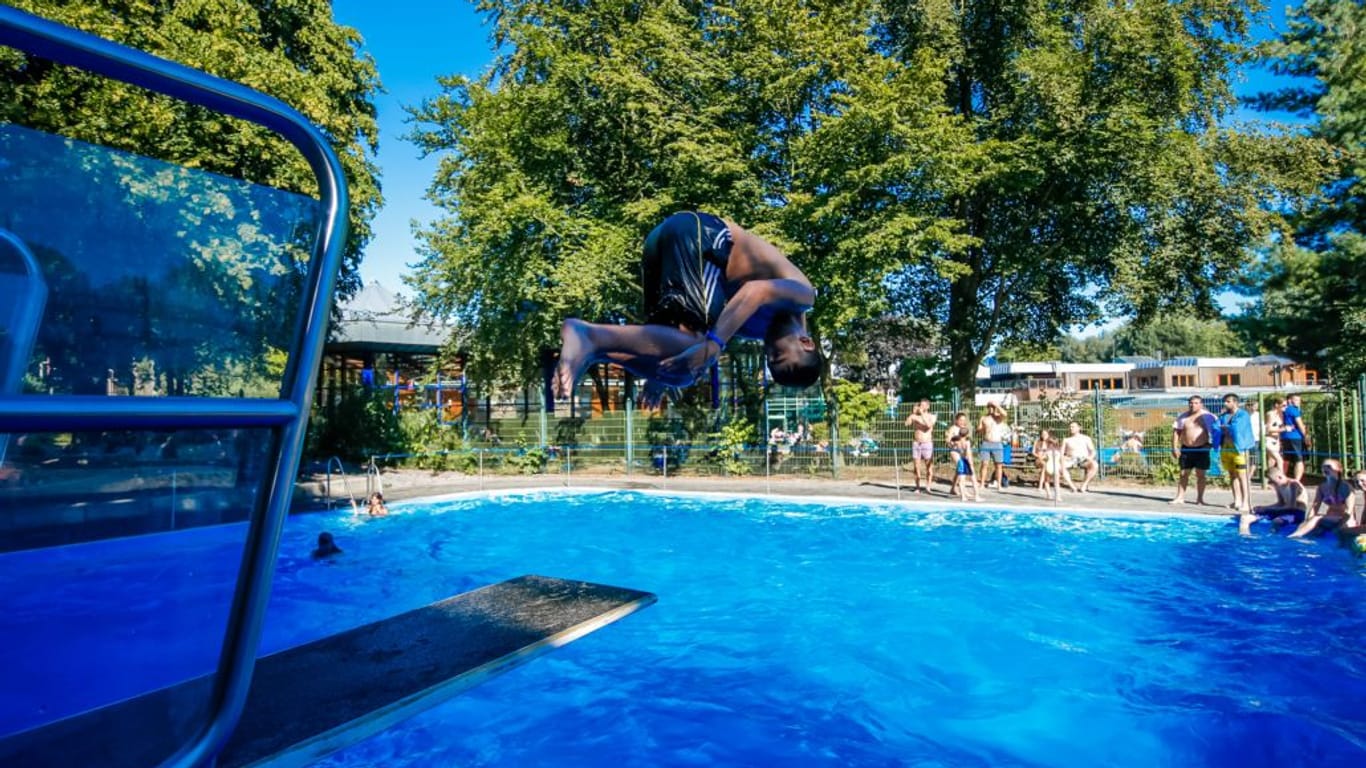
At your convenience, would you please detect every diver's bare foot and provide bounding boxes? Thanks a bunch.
[554,319,594,399]
[1169,497,1185,505]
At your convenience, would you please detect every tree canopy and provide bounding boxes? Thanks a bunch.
[0,0,383,301]
[408,0,1327,396]
[1239,0,1365,385]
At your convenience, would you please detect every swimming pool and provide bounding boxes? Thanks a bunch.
[4,490,1365,766]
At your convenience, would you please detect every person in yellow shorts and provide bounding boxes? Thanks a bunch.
[1217,394,1256,513]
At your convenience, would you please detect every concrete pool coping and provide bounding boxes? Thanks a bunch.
[328,469,1254,524]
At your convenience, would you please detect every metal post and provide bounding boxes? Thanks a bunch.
[765,440,772,495]
[894,447,902,501]
[1258,392,1267,489]
[662,445,668,487]
[564,445,571,487]
[1354,377,1364,470]
[1093,388,1105,481]
[539,387,549,449]
[625,374,634,475]
[435,373,443,425]
[1052,447,1061,503]
[1339,387,1349,468]
[478,448,484,492]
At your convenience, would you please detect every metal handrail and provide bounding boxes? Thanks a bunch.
[365,456,383,500]
[0,7,349,768]
[324,457,359,512]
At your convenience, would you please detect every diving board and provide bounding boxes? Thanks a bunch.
[0,575,656,768]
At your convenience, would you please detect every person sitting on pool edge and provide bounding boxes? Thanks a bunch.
[1238,466,1309,535]
[554,212,821,406]
[311,531,342,560]
[1332,469,1366,551]
[1289,459,1356,538]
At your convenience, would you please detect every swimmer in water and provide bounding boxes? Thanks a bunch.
[311,531,342,560]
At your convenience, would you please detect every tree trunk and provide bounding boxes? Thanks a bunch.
[946,274,983,397]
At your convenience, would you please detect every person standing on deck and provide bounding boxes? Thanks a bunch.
[976,402,1009,490]
[1218,393,1256,514]
[1170,395,1220,506]
[905,399,938,494]
[1280,393,1310,484]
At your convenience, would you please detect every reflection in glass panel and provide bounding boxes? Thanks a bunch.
[0,123,319,398]
[0,427,272,753]
[0,427,274,552]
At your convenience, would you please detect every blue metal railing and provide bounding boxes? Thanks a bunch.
[0,7,349,768]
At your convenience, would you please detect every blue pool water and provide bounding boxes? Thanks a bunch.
[3,491,1366,766]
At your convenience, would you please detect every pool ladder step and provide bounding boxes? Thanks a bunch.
[0,575,656,767]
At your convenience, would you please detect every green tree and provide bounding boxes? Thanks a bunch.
[1240,0,1365,383]
[1112,316,1245,359]
[407,0,957,392]
[1,0,383,300]
[879,0,1330,392]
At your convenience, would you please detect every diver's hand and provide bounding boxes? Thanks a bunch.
[638,380,672,410]
[659,341,716,384]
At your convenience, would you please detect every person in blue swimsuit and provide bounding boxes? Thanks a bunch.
[554,212,821,404]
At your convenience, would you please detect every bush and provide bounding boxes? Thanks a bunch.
[306,390,404,461]
[705,417,757,475]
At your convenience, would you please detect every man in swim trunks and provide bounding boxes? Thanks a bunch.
[1239,466,1309,535]
[904,398,937,493]
[976,401,1009,490]
[1279,393,1310,483]
[1060,421,1099,494]
[1218,393,1256,514]
[1170,395,1220,505]
[553,212,821,404]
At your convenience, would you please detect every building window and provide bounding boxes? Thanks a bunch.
[1171,374,1194,387]
[1080,379,1091,390]
[1217,373,1242,387]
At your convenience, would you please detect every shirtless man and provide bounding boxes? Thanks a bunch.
[1061,421,1099,493]
[905,398,938,493]
[1170,395,1219,505]
[554,212,821,404]
[976,402,1009,489]
[1238,466,1308,535]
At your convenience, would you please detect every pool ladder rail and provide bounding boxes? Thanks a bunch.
[322,456,359,512]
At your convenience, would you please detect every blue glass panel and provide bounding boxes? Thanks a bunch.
[0,123,318,399]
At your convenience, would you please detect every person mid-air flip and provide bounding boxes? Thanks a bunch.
[553,211,822,405]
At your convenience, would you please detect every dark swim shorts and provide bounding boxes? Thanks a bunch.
[1179,446,1211,471]
[1280,438,1304,466]
[642,212,732,332]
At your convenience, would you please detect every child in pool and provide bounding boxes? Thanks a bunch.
[311,531,342,560]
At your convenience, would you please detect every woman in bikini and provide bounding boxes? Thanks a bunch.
[1032,429,1061,497]
[1289,459,1356,538]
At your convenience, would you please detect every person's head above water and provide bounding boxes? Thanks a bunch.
[312,531,342,559]
[764,312,822,389]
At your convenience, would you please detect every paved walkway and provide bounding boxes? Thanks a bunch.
[308,468,1256,520]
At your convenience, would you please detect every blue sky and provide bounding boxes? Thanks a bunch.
[333,0,1311,310]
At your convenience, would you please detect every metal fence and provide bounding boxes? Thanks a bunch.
[358,381,1366,489]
